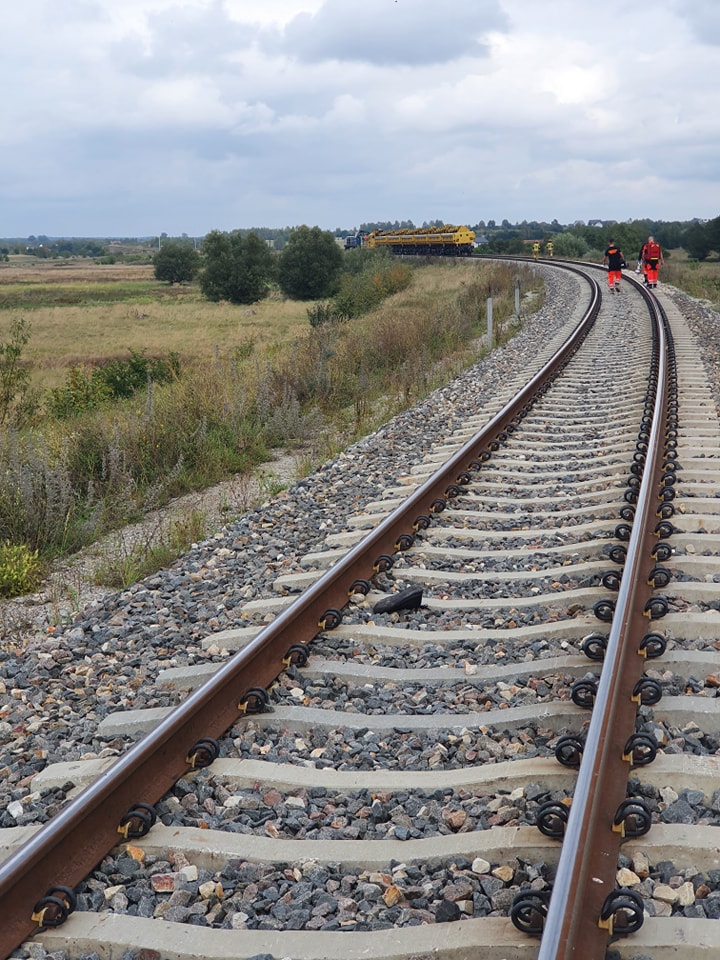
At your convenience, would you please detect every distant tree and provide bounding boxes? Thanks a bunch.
[277,226,343,300]
[51,238,107,258]
[654,222,684,250]
[709,216,720,256]
[199,230,275,304]
[491,237,524,255]
[684,221,714,260]
[153,241,201,285]
[552,233,590,258]
[359,220,416,233]
[596,225,643,259]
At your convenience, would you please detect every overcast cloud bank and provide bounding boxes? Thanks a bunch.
[2,0,719,236]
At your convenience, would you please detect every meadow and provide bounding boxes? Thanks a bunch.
[661,249,720,307]
[0,261,310,392]
[0,255,535,593]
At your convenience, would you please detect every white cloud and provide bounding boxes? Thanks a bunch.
[226,0,325,28]
[670,0,720,44]
[1,0,719,235]
[279,0,506,66]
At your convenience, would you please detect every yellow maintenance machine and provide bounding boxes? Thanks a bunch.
[364,225,476,256]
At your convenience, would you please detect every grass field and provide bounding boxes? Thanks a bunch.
[0,261,313,391]
[0,257,533,392]
[3,251,717,395]
[0,261,155,283]
[1,255,536,589]
[661,248,720,306]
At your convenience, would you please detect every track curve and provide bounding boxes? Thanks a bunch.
[3,261,720,960]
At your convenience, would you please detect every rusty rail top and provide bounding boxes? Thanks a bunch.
[537,277,674,958]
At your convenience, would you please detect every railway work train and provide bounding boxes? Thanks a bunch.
[349,224,476,256]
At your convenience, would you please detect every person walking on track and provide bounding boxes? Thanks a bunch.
[640,236,663,288]
[602,239,625,294]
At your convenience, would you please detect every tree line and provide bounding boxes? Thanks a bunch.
[153,225,346,304]
[479,215,720,262]
[4,214,719,275]
[1,237,109,259]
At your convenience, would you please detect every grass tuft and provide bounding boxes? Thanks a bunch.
[0,540,43,597]
[92,509,209,588]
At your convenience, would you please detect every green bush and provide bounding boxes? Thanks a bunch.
[0,540,42,597]
[153,242,200,285]
[340,247,394,275]
[46,350,180,419]
[199,230,275,304]
[95,350,180,399]
[552,233,590,258]
[333,262,411,320]
[46,367,113,419]
[277,226,344,300]
[306,302,338,328]
[0,316,38,427]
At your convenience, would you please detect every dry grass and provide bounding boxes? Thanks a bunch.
[1,260,312,390]
[662,248,720,308]
[0,261,156,284]
[272,259,533,429]
[28,298,307,380]
[0,256,541,588]
[389,258,478,305]
[1,258,508,392]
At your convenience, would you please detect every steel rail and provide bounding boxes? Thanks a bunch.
[0,264,600,958]
[536,280,671,959]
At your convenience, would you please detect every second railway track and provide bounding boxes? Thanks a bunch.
[2,261,720,959]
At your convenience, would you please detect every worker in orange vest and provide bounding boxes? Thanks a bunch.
[640,236,663,288]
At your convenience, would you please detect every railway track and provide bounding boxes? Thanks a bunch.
[2,261,720,960]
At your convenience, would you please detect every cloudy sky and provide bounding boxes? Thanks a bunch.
[2,0,720,238]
